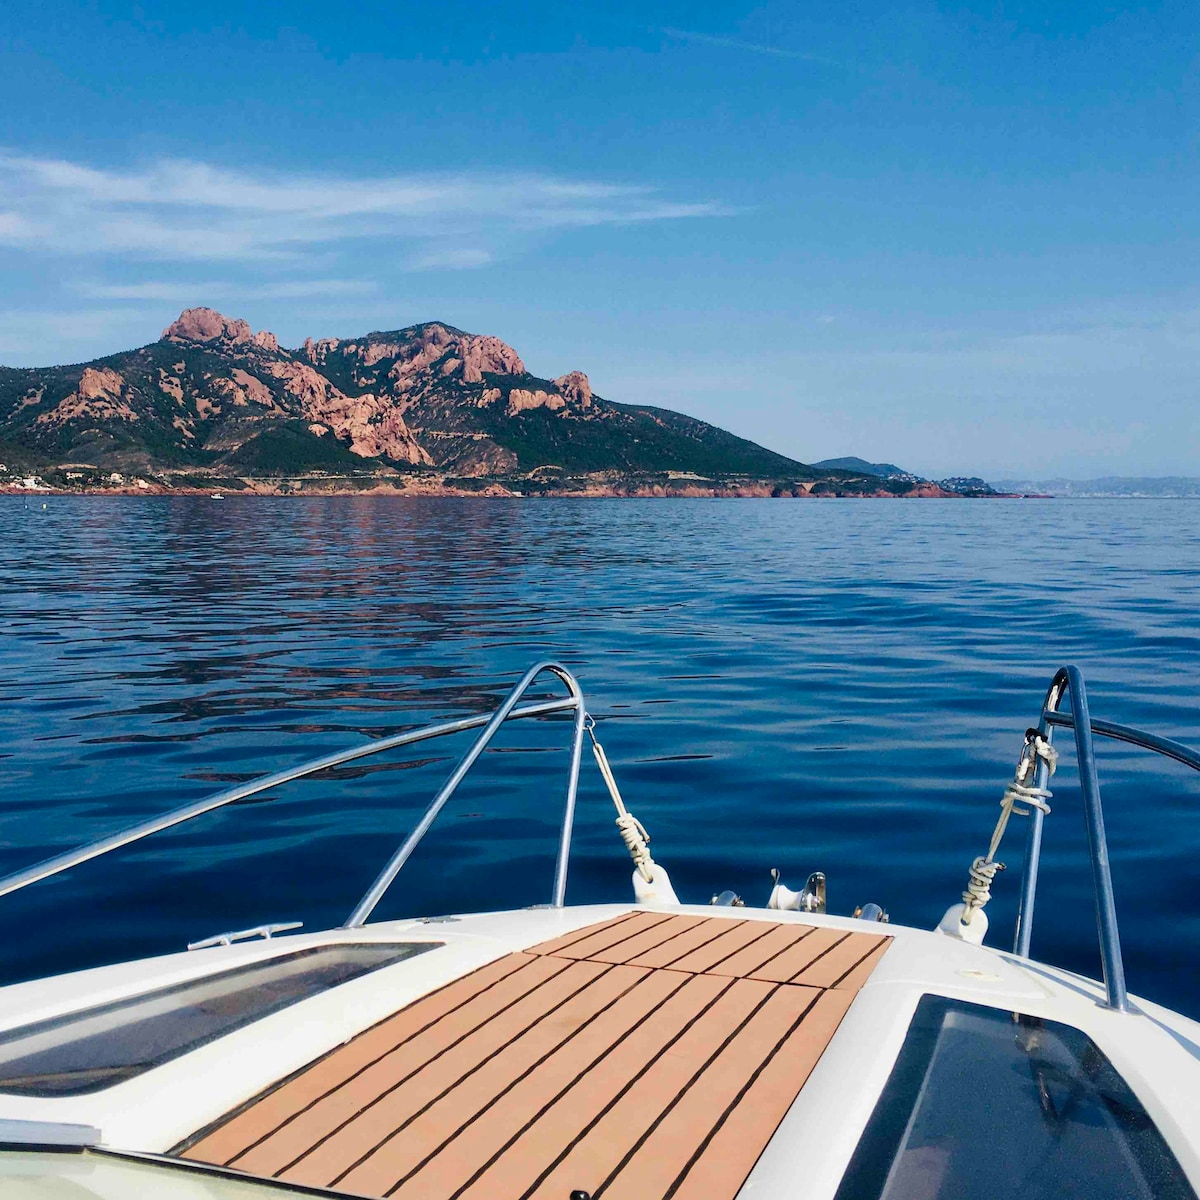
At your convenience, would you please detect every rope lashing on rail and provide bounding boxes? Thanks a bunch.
[585,715,655,883]
[960,729,1058,926]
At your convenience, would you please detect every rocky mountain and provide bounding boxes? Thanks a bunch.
[0,308,822,492]
[0,309,1000,497]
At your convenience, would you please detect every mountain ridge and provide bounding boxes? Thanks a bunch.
[0,308,978,497]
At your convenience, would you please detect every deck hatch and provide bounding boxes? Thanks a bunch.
[0,942,438,1097]
[834,995,1198,1200]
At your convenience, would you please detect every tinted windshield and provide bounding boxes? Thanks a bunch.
[836,995,1196,1200]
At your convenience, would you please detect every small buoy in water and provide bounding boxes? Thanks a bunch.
[41,503,47,510]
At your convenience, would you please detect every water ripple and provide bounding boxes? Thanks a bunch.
[1,496,1198,1016]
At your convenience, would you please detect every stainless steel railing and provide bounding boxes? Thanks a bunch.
[1012,665,1200,1012]
[344,662,587,925]
[0,661,589,920]
[6,655,1196,1012]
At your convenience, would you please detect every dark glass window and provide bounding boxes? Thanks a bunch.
[0,942,437,1096]
[836,995,1196,1200]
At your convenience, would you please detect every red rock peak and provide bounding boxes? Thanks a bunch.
[161,307,276,350]
[554,370,592,408]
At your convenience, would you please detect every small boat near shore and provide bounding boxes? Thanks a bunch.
[0,663,1196,1199]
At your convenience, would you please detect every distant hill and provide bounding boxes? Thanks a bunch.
[812,456,907,477]
[990,477,1200,498]
[813,457,1000,497]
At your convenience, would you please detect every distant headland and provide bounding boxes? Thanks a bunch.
[0,309,1004,498]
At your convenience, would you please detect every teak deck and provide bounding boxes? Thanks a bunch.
[181,912,890,1200]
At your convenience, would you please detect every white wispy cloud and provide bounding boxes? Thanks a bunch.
[661,27,840,65]
[406,247,496,272]
[72,279,378,301]
[0,152,727,265]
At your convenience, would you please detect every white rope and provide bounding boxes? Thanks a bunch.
[960,732,1057,923]
[586,716,655,883]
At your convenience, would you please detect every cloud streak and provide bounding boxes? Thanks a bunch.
[71,279,378,301]
[660,27,840,65]
[0,152,727,265]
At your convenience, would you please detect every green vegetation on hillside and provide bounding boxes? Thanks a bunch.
[224,423,378,474]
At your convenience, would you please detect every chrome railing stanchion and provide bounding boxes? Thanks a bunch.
[343,661,583,928]
[552,700,588,908]
[1012,769,1048,960]
[1012,667,1131,1010]
[1064,666,1129,1012]
[1013,671,1068,960]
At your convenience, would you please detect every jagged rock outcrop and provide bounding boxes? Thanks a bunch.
[255,359,429,463]
[38,367,137,426]
[460,334,525,382]
[554,371,592,409]
[163,307,255,346]
[507,388,565,416]
[162,308,283,355]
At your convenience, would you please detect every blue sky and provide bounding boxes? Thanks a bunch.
[0,1,1195,477]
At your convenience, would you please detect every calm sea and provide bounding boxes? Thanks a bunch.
[1,496,1197,1017]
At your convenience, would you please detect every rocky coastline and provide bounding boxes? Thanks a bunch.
[0,469,1001,499]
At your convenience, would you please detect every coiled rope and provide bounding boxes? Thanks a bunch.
[585,715,654,882]
[960,729,1058,925]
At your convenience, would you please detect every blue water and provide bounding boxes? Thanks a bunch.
[1,497,1197,1017]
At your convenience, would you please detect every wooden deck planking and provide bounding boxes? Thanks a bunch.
[289,960,642,1192]
[451,972,736,1200]
[527,909,670,960]
[792,930,889,989]
[360,966,690,1200]
[833,938,892,991]
[584,913,712,964]
[705,922,815,979]
[658,918,782,975]
[240,958,609,1181]
[518,976,776,1200]
[745,925,852,983]
[600,982,823,1200]
[669,988,856,1200]
[181,914,890,1200]
[623,916,750,969]
[520,909,642,957]
[185,951,547,1167]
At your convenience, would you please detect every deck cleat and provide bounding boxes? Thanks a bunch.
[853,901,889,923]
[768,867,826,912]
